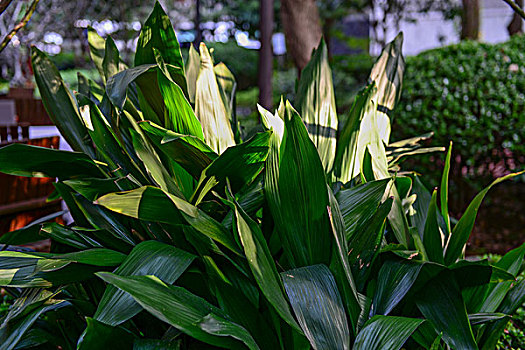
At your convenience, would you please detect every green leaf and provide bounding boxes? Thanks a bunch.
[0,299,69,350]
[192,131,270,204]
[353,315,424,350]
[78,96,148,183]
[499,278,525,315]
[0,144,103,180]
[327,188,361,334]
[332,84,375,183]
[96,186,242,256]
[95,241,194,326]
[368,32,404,143]
[0,249,124,287]
[416,271,477,350]
[372,260,425,317]
[95,186,184,224]
[468,313,506,325]
[77,318,134,350]
[449,259,515,290]
[277,101,331,266]
[155,50,204,139]
[53,249,126,266]
[409,175,432,237]
[230,188,302,333]
[140,121,217,179]
[479,279,525,350]
[185,44,200,103]
[423,189,444,264]
[440,142,453,235]
[106,63,156,111]
[87,27,106,83]
[281,264,349,350]
[133,338,181,350]
[71,192,136,247]
[96,273,259,349]
[31,47,96,158]
[348,198,393,288]
[467,244,525,313]
[336,179,389,241]
[194,43,235,153]
[214,62,237,121]
[296,39,338,171]
[444,171,525,265]
[102,36,121,81]
[40,222,101,250]
[130,129,184,197]
[63,178,121,202]
[0,211,66,245]
[135,2,185,73]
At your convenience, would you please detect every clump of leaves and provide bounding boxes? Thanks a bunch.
[0,2,523,349]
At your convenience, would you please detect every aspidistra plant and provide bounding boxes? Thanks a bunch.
[0,2,523,350]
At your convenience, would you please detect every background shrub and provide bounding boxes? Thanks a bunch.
[208,41,259,90]
[393,35,525,188]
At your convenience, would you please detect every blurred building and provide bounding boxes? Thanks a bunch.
[371,0,524,55]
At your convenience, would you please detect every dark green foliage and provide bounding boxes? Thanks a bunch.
[394,35,525,184]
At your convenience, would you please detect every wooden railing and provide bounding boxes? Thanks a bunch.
[0,88,52,126]
[0,136,63,234]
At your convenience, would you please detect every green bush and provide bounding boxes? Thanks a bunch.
[50,51,90,70]
[394,35,525,184]
[0,4,523,349]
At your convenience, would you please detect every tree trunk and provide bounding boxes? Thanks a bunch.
[194,0,202,44]
[280,0,322,75]
[507,0,523,35]
[258,0,273,110]
[461,0,480,40]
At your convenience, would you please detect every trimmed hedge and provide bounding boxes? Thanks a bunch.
[393,35,525,182]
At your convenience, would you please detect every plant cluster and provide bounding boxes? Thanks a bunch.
[394,35,525,185]
[0,3,523,349]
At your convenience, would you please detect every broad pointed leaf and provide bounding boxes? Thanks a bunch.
[94,241,195,326]
[282,265,349,350]
[353,315,423,350]
[296,39,338,171]
[96,273,259,349]
[194,43,235,153]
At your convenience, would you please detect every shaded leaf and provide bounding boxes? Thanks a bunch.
[353,315,423,350]
[0,144,103,180]
[77,318,134,350]
[95,241,194,326]
[277,102,331,266]
[96,273,259,349]
[229,188,301,333]
[416,271,477,350]
[31,47,96,158]
[282,265,349,350]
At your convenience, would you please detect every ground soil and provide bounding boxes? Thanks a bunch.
[464,182,525,255]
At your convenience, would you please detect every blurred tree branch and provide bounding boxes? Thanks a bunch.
[0,0,39,53]
[502,0,525,19]
[0,0,14,15]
